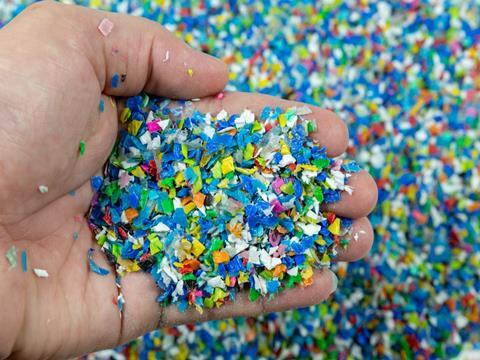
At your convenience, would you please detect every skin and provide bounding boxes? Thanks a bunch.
[0,2,378,359]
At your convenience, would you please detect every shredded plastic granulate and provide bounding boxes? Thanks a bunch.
[2,1,478,358]
[88,94,359,311]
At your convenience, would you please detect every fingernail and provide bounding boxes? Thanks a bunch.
[331,272,338,293]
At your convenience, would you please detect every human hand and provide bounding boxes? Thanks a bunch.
[0,2,377,358]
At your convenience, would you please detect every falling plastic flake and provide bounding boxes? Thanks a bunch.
[88,94,358,312]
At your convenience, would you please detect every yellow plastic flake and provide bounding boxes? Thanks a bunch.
[191,239,205,257]
[251,121,263,132]
[221,156,235,175]
[211,161,223,179]
[315,236,326,246]
[120,107,131,123]
[321,252,331,263]
[328,218,341,235]
[243,143,255,160]
[148,234,162,255]
[238,271,249,283]
[301,265,313,281]
[187,68,194,77]
[131,166,146,179]
[217,178,230,188]
[279,113,287,127]
[181,144,189,159]
[184,202,196,214]
[295,164,319,172]
[128,120,143,135]
[117,258,141,272]
[175,171,185,186]
[211,288,228,303]
[280,141,291,155]
[236,167,256,175]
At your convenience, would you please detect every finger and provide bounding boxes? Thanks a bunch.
[10,2,228,99]
[189,91,349,157]
[118,269,337,343]
[60,2,228,98]
[336,217,374,262]
[322,170,378,218]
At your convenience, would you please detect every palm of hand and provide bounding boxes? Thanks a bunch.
[0,2,377,359]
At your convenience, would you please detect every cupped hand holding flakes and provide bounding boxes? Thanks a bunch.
[0,2,377,359]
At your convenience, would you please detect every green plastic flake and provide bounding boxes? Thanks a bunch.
[249,288,261,302]
[79,140,86,156]
[209,238,223,253]
[160,177,174,188]
[149,234,163,255]
[182,273,197,281]
[161,197,174,214]
[286,273,302,288]
[313,158,330,169]
[307,120,316,133]
[111,243,122,259]
[5,245,17,269]
[280,182,294,195]
[314,187,324,202]
[97,233,107,247]
[251,121,263,133]
[243,143,255,160]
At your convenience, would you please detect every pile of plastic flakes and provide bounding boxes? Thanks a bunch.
[2,0,479,359]
[88,94,358,311]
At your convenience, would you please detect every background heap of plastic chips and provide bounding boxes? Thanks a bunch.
[1,0,479,359]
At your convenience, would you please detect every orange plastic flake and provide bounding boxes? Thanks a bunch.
[180,259,201,274]
[193,192,206,208]
[226,222,243,237]
[272,264,287,277]
[303,277,314,286]
[125,208,139,222]
[212,251,230,264]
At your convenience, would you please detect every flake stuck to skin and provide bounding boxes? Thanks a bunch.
[38,185,48,194]
[5,246,17,269]
[98,18,114,37]
[162,50,170,63]
[33,268,49,278]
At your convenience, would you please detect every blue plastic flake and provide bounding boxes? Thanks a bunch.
[111,73,120,88]
[87,248,110,276]
[90,176,103,192]
[21,250,27,273]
